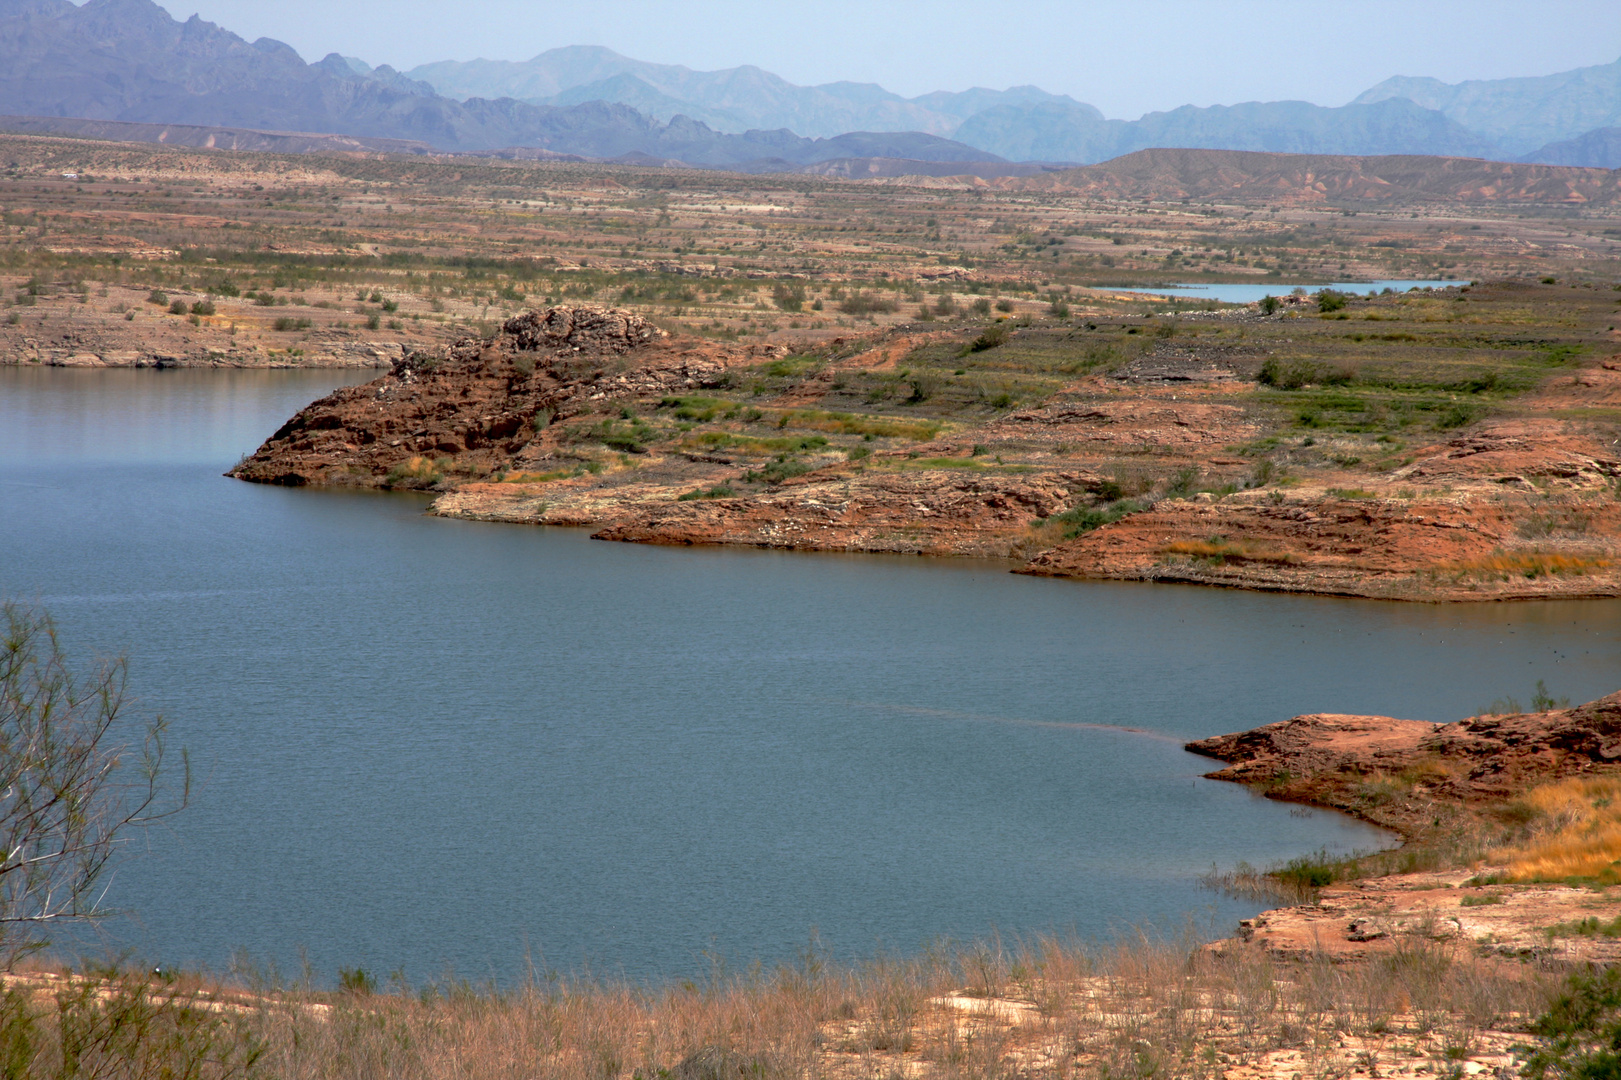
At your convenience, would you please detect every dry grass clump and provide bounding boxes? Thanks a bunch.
[1443,550,1612,581]
[500,468,574,484]
[383,455,445,487]
[1502,776,1621,884]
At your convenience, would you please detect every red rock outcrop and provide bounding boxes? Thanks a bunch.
[587,470,1084,557]
[229,306,769,488]
[1188,691,1621,833]
[1019,410,1621,601]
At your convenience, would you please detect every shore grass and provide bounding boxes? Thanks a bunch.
[1439,550,1614,582]
[1,929,1564,1080]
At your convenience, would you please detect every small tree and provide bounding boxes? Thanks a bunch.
[0,603,187,965]
[1259,294,1280,315]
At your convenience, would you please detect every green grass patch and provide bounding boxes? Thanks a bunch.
[688,432,829,456]
[657,395,739,422]
[744,457,816,485]
[760,353,824,378]
[897,457,1033,473]
[677,484,736,501]
[1546,915,1621,939]
[774,408,939,440]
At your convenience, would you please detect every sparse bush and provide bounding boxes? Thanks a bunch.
[384,456,443,488]
[968,323,1007,352]
[339,968,377,995]
[146,289,167,306]
[1258,358,1354,389]
[745,455,815,485]
[1318,289,1349,313]
[190,300,215,316]
[273,317,312,332]
[1260,295,1280,315]
[839,291,897,316]
[772,283,805,312]
[1521,965,1621,1079]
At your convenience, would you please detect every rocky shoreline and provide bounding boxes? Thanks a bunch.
[1189,690,1621,965]
[229,296,1621,602]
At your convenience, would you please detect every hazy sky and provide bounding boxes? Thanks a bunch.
[159,0,1621,119]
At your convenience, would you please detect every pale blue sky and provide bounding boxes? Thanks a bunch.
[159,0,1621,119]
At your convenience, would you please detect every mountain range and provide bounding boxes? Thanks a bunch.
[403,45,1621,168]
[0,0,1617,170]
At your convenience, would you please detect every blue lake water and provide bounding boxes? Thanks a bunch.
[2,368,1618,985]
[1098,280,1464,304]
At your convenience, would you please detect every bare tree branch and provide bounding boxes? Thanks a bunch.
[0,602,188,965]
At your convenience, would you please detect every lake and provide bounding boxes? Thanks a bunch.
[2,368,1618,985]
[1096,280,1464,304]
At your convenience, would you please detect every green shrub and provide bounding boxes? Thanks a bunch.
[1040,498,1146,540]
[190,300,215,316]
[1259,295,1280,315]
[772,283,805,312]
[969,324,1007,352]
[677,484,736,501]
[146,289,167,306]
[840,291,898,316]
[1546,916,1621,939]
[339,967,377,995]
[1521,965,1621,1079]
[1273,849,1339,892]
[167,298,187,315]
[1317,289,1349,313]
[1258,358,1354,389]
[745,456,815,485]
[273,317,312,332]
[1437,403,1480,430]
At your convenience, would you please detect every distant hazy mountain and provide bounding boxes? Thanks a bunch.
[1353,57,1621,155]
[1006,147,1621,206]
[1522,126,1621,169]
[0,0,1002,165]
[406,45,1087,139]
[952,98,1499,165]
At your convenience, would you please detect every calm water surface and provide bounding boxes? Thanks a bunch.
[1100,280,1462,304]
[2,369,1618,984]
